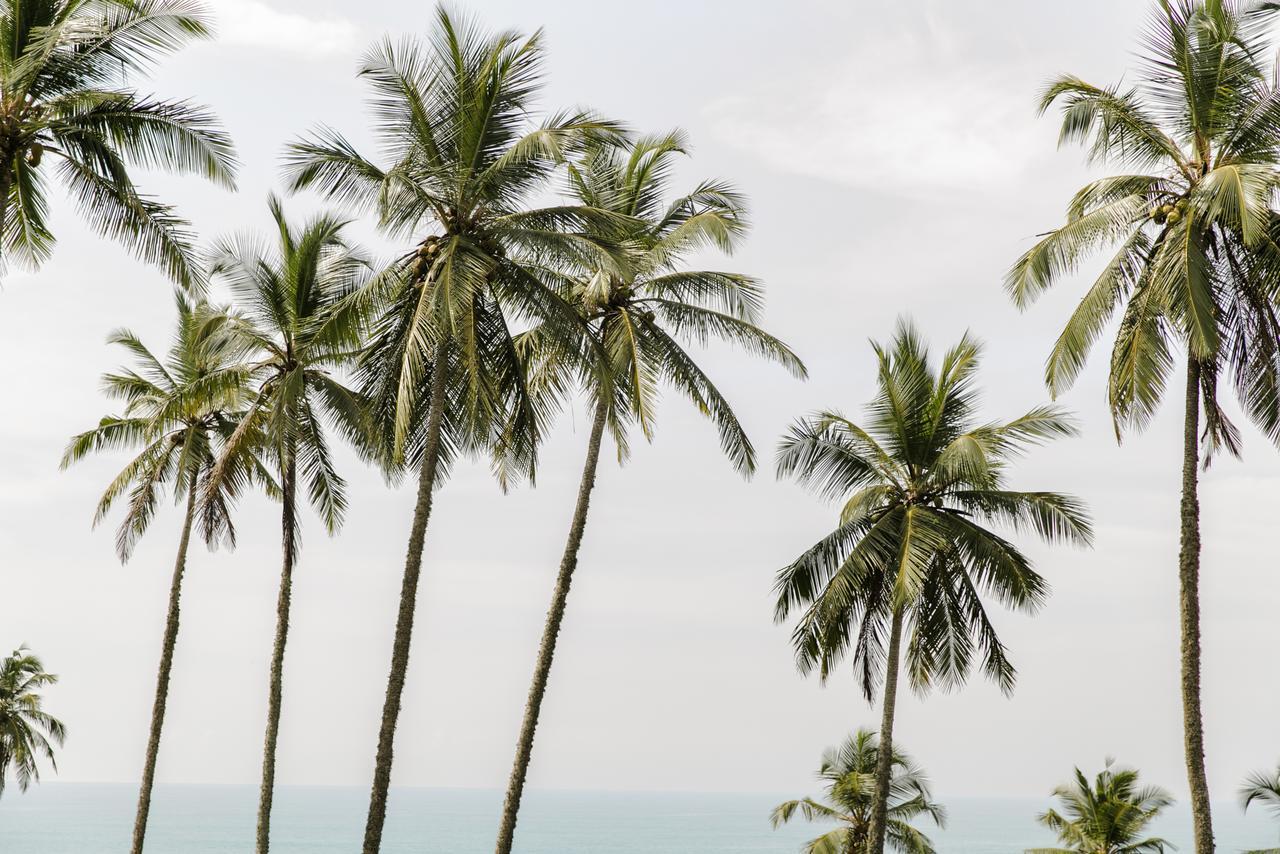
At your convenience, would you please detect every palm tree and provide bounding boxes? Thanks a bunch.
[1028,760,1174,854]
[0,646,66,798]
[204,196,368,853]
[492,131,806,854]
[774,321,1092,854]
[1240,766,1280,853]
[771,728,945,854]
[0,0,237,284]
[1006,4,1280,849]
[60,296,263,854]
[283,8,626,850]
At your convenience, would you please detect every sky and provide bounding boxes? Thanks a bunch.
[3,0,1279,805]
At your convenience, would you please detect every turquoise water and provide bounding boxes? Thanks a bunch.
[1,785,1277,852]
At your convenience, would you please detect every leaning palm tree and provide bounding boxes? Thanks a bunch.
[771,728,945,854]
[60,296,263,854]
[493,131,806,854]
[0,646,66,799]
[283,8,626,850]
[1240,766,1280,854]
[0,0,237,284]
[204,196,368,854]
[775,321,1092,854]
[1028,760,1174,854]
[1007,4,1280,849]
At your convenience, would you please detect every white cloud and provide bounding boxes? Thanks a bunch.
[209,0,359,56]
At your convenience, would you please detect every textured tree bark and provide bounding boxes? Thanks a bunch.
[1179,358,1215,854]
[130,476,198,854]
[867,605,905,854]
[362,341,451,854]
[494,396,609,854]
[255,446,297,853]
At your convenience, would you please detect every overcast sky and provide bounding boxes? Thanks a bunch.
[3,0,1277,803]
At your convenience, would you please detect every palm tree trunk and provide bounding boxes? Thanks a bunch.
[1179,357,1214,854]
[867,605,905,854]
[255,449,297,854]
[362,342,451,854]
[130,476,198,854]
[494,396,609,854]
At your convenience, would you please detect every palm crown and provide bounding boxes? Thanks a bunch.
[0,0,237,284]
[775,321,1092,697]
[1030,761,1174,854]
[0,646,65,797]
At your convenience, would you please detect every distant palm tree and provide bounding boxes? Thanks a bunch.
[205,196,368,854]
[771,728,944,854]
[60,297,263,854]
[0,646,66,798]
[1007,4,1280,849]
[1028,760,1173,854]
[775,321,1092,854]
[1240,766,1280,854]
[283,8,625,851]
[0,0,237,283]
[493,131,806,854]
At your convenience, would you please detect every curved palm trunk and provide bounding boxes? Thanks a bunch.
[1179,358,1214,854]
[362,342,451,854]
[255,448,297,853]
[130,477,198,854]
[867,605,905,854]
[494,397,609,854]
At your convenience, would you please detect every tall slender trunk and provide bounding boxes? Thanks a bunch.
[494,396,609,854]
[1179,358,1214,854]
[255,447,297,854]
[867,605,905,854]
[130,476,198,854]
[362,342,451,854]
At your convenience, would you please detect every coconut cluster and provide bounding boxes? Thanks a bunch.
[1150,198,1189,225]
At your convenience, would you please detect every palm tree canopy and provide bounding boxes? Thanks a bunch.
[1006,0,1280,452]
[284,4,630,484]
[518,131,806,471]
[0,0,237,283]
[771,728,945,854]
[1241,766,1280,853]
[60,294,268,560]
[1028,760,1174,854]
[774,320,1092,698]
[0,646,65,797]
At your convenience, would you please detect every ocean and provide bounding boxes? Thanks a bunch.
[1,785,1276,852]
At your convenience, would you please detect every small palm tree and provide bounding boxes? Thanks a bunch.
[775,321,1092,854]
[283,8,625,851]
[60,296,263,854]
[204,196,368,853]
[493,131,805,854]
[1240,766,1280,854]
[0,646,66,798]
[771,729,945,854]
[1007,5,1280,848]
[0,0,237,283]
[1028,761,1173,854]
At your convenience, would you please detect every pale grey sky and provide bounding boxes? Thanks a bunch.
[3,0,1277,803]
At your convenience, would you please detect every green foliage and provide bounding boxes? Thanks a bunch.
[774,321,1092,697]
[1240,766,1280,853]
[1028,760,1173,854]
[0,646,65,798]
[771,729,944,854]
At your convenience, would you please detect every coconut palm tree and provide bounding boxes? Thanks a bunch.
[492,131,806,854]
[775,321,1092,854]
[771,728,945,854]
[203,196,368,854]
[60,296,264,854]
[283,8,626,850]
[1006,4,1280,849]
[1028,760,1174,854]
[0,646,65,798]
[1240,766,1280,853]
[0,0,237,284]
